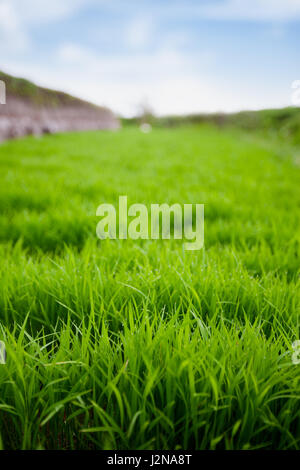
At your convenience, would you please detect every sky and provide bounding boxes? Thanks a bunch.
[0,0,300,116]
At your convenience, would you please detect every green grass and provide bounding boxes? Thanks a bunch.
[0,126,299,450]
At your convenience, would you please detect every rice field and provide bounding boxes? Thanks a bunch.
[0,125,299,449]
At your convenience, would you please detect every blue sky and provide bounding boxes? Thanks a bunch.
[0,0,300,116]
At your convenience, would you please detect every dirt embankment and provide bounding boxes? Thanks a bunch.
[0,71,120,141]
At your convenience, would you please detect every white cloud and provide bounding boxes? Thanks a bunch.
[125,17,154,49]
[191,0,300,22]
[0,0,30,53]
[58,44,90,63]
[56,42,192,81]
[3,0,95,24]
[98,0,300,22]
[3,43,216,115]
[3,40,290,116]
[0,0,93,54]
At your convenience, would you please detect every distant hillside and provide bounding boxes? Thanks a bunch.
[125,107,300,146]
[0,70,119,140]
[157,108,300,143]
